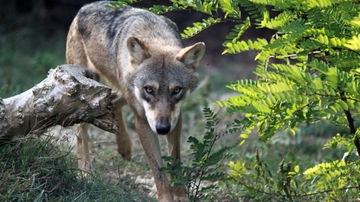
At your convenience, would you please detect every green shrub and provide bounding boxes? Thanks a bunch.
[138,0,360,200]
[162,108,236,201]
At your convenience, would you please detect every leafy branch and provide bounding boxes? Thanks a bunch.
[162,108,236,201]
[116,0,360,200]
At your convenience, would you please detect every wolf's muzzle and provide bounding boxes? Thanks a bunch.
[156,118,171,135]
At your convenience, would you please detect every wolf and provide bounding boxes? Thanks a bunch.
[66,1,205,201]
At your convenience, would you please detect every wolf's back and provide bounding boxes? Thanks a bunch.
[75,1,183,47]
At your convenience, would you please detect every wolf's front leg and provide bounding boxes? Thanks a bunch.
[114,105,132,160]
[76,123,91,174]
[135,118,175,202]
[167,117,188,202]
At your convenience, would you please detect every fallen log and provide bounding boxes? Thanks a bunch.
[0,64,119,143]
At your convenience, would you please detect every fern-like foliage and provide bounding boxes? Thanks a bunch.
[214,0,360,146]
[181,17,222,39]
[213,1,360,199]
[162,108,236,201]
[113,0,360,200]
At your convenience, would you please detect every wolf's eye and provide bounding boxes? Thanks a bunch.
[144,86,154,94]
[173,87,182,95]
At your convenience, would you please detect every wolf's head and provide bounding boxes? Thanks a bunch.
[126,37,205,135]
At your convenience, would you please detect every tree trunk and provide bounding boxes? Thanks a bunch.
[0,64,119,143]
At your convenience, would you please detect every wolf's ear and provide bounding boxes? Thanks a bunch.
[127,37,151,65]
[176,42,206,69]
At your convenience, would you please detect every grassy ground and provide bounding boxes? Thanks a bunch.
[0,135,155,201]
[0,23,345,201]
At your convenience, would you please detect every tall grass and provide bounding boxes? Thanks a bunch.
[0,134,155,201]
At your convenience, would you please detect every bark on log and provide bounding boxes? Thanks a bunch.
[0,64,119,143]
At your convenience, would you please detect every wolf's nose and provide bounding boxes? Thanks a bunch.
[156,123,171,135]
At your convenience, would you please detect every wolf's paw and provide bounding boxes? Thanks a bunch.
[173,186,188,202]
[173,195,189,202]
[117,144,132,160]
[116,134,132,160]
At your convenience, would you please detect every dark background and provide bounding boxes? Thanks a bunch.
[0,0,273,56]
[0,0,268,97]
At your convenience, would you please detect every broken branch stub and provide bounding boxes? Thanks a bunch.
[0,64,119,143]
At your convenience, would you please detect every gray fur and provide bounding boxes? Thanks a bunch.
[66,2,205,201]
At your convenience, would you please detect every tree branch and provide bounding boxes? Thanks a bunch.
[340,91,360,157]
[0,65,119,143]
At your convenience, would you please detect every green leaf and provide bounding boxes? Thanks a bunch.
[344,34,360,50]
[219,0,235,18]
[240,133,249,139]
[337,100,348,111]
[294,165,300,173]
[350,13,360,27]
[181,17,221,39]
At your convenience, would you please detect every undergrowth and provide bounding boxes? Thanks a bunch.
[0,135,153,201]
[162,108,237,201]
